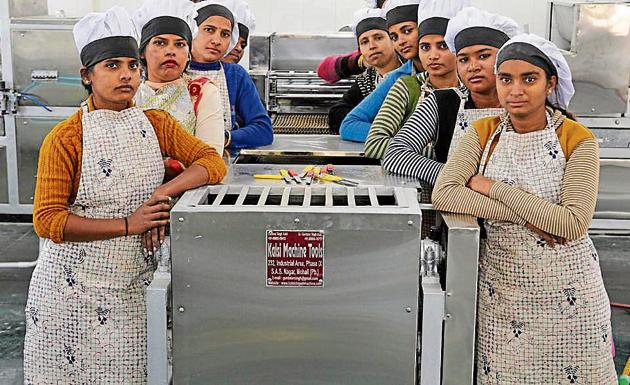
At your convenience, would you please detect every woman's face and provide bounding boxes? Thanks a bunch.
[192,16,232,63]
[143,34,189,83]
[358,30,397,69]
[83,57,141,109]
[388,21,419,61]
[456,44,499,95]
[418,34,456,78]
[496,59,557,119]
[224,36,247,64]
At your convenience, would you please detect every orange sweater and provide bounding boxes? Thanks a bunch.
[33,97,227,243]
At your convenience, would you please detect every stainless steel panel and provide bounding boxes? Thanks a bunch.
[440,213,481,385]
[592,128,630,148]
[0,145,8,203]
[16,116,65,204]
[0,117,4,136]
[257,134,366,154]
[224,164,421,190]
[549,1,630,115]
[8,0,47,17]
[171,186,420,385]
[249,34,271,71]
[11,27,86,107]
[596,159,630,218]
[270,33,357,71]
[420,276,444,385]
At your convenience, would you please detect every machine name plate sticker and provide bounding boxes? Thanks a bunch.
[266,230,324,287]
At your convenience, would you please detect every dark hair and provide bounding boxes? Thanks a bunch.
[81,65,94,94]
[544,73,577,121]
[546,99,577,121]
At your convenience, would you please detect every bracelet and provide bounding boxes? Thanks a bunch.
[124,217,129,236]
[224,130,232,147]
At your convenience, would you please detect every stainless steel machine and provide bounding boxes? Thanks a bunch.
[250,33,357,135]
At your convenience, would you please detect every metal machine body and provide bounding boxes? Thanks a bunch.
[170,185,422,385]
[249,33,357,134]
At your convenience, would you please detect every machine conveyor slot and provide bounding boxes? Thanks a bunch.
[288,187,305,206]
[196,185,404,208]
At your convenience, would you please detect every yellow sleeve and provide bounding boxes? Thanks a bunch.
[33,112,83,243]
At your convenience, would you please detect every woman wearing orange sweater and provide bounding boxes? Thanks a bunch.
[23,7,226,384]
[432,34,616,383]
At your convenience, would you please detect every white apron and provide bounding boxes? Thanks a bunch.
[448,90,504,158]
[23,102,165,384]
[135,77,196,134]
[475,112,617,384]
[188,62,232,133]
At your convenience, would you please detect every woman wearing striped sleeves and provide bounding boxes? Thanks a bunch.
[364,0,469,159]
[432,34,617,384]
[382,7,520,186]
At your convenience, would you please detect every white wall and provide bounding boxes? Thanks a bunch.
[46,0,550,36]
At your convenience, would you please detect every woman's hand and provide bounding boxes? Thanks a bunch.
[467,174,496,196]
[526,223,567,248]
[126,194,172,253]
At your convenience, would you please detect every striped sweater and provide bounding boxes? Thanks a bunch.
[382,89,466,185]
[432,115,599,240]
[364,72,432,159]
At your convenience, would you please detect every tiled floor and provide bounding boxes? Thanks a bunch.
[1,223,629,384]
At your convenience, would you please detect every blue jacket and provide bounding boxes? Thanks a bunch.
[339,60,415,142]
[189,61,273,149]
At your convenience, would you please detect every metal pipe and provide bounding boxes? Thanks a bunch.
[0,259,38,269]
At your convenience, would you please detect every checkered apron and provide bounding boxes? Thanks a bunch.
[448,92,504,158]
[23,102,165,384]
[475,112,617,384]
[135,78,196,134]
[187,62,232,133]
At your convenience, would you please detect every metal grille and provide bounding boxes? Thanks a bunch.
[201,185,409,208]
[272,113,334,135]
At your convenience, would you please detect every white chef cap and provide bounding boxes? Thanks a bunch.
[496,33,575,109]
[73,6,139,68]
[383,0,420,29]
[132,0,198,54]
[444,7,521,53]
[417,0,471,39]
[352,8,388,40]
[234,1,255,41]
[364,0,387,8]
[194,0,240,54]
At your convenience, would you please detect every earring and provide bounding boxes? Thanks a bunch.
[83,79,91,85]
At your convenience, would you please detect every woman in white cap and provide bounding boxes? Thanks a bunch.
[383,7,520,187]
[133,0,224,155]
[339,0,422,142]
[365,0,469,159]
[316,0,388,84]
[433,34,617,383]
[189,0,272,150]
[23,7,226,383]
[328,7,400,133]
[223,0,254,64]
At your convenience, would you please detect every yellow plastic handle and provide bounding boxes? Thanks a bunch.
[279,169,289,177]
[318,174,342,182]
[254,174,283,180]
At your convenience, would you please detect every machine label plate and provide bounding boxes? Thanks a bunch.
[266,230,324,287]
